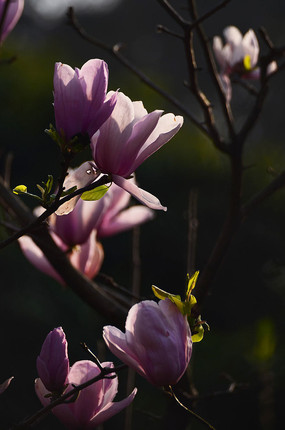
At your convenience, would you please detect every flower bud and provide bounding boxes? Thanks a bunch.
[103,298,192,387]
[36,327,69,393]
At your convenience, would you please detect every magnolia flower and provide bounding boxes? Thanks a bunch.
[103,299,192,387]
[213,26,277,102]
[91,91,183,211]
[0,0,24,44]
[18,229,104,284]
[36,327,69,393]
[53,59,117,142]
[35,360,137,429]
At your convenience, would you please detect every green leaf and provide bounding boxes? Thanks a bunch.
[46,175,53,194]
[186,271,199,301]
[81,185,108,201]
[13,185,27,195]
[36,184,45,194]
[191,325,205,343]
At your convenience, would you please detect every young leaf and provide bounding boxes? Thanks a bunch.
[13,185,27,195]
[81,185,108,201]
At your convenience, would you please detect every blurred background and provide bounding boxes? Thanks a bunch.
[0,0,285,429]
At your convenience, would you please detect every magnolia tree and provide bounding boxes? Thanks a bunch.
[0,0,284,429]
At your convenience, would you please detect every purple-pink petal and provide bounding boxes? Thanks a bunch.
[112,175,167,211]
[0,0,24,44]
[98,205,154,237]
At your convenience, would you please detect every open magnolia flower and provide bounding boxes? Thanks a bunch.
[213,26,277,102]
[0,0,24,44]
[91,91,183,211]
[53,59,117,142]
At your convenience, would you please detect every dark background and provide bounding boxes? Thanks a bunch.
[1,1,285,429]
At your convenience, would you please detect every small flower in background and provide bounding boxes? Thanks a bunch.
[213,26,277,102]
[0,0,24,44]
[35,333,137,429]
[36,327,69,393]
[103,298,192,387]
[53,59,117,143]
[91,91,183,211]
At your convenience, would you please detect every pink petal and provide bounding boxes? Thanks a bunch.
[112,175,167,211]
[103,326,147,379]
[98,205,154,237]
[213,36,227,70]
[243,29,259,67]
[0,0,24,44]
[129,113,183,174]
[91,92,135,173]
[223,26,243,46]
[55,162,99,216]
[89,388,137,428]
[18,235,64,284]
[120,110,163,176]
[69,230,104,279]
[53,62,85,140]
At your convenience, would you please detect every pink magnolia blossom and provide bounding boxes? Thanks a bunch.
[35,360,137,429]
[53,59,117,142]
[103,298,192,387]
[213,26,277,102]
[36,327,69,393]
[91,91,183,211]
[0,0,24,44]
[18,229,104,284]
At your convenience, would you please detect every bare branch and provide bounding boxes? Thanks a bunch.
[67,7,207,137]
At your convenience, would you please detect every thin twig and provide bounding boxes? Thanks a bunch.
[156,24,184,40]
[167,386,216,430]
[188,0,235,142]
[67,7,207,137]
[190,0,231,30]
[155,0,189,28]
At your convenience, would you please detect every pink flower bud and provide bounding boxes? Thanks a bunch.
[36,327,69,393]
[103,299,192,387]
[35,360,137,429]
[0,0,24,44]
